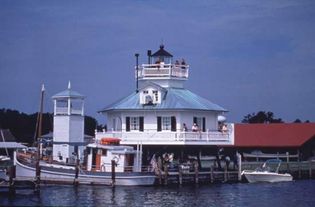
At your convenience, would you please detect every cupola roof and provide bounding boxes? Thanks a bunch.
[151,44,173,57]
[52,81,84,99]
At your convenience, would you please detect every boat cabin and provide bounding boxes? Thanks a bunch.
[86,138,141,172]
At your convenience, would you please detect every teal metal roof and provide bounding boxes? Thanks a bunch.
[100,88,227,112]
[52,89,84,99]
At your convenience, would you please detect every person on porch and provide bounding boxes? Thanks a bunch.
[192,123,199,132]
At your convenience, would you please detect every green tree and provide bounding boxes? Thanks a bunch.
[242,111,283,123]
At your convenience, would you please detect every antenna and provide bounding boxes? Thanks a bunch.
[135,53,139,93]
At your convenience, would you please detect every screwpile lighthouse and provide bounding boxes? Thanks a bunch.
[96,45,234,160]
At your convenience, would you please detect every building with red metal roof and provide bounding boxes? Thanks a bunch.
[232,123,315,160]
[234,123,315,147]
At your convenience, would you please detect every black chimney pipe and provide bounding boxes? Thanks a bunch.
[135,53,139,93]
[147,50,151,64]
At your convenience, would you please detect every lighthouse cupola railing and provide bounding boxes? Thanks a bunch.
[136,44,189,80]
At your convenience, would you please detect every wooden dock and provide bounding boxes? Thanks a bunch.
[155,157,315,185]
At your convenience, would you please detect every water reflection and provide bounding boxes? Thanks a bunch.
[1,180,315,207]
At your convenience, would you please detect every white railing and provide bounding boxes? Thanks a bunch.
[95,129,233,145]
[55,107,82,115]
[71,109,82,115]
[56,107,68,114]
[137,63,189,79]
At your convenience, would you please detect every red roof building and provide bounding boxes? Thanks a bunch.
[234,123,315,147]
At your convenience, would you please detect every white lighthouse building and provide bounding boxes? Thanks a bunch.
[96,45,234,149]
[52,82,85,163]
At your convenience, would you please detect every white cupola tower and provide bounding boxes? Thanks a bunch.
[52,82,85,163]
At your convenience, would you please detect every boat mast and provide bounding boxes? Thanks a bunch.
[36,84,45,181]
[38,84,45,143]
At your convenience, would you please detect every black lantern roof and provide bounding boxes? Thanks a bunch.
[151,44,173,57]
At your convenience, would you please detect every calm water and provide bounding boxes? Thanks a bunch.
[1,180,315,207]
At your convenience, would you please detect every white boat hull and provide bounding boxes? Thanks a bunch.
[242,170,293,183]
[15,158,156,186]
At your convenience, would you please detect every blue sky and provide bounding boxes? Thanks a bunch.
[1,0,314,123]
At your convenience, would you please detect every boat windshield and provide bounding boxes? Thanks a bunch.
[256,159,282,173]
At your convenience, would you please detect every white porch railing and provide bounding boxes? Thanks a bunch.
[95,127,234,146]
[137,63,189,79]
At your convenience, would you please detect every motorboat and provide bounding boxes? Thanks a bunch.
[242,159,293,183]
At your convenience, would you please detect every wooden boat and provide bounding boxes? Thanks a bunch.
[15,139,156,186]
[14,85,155,186]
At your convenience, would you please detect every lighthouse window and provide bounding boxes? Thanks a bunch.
[126,116,144,132]
[162,117,171,130]
[153,90,158,102]
[56,100,68,107]
[130,117,140,130]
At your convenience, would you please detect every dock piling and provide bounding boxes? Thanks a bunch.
[298,161,302,179]
[194,161,199,184]
[178,166,183,185]
[111,160,116,187]
[164,164,168,185]
[8,166,16,187]
[74,158,79,185]
[309,160,313,179]
[210,166,214,183]
[224,166,228,183]
[237,153,242,181]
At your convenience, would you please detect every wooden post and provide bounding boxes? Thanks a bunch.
[286,152,290,173]
[298,160,301,179]
[35,161,41,189]
[157,157,162,185]
[164,164,168,186]
[210,166,214,183]
[194,161,199,184]
[8,166,16,188]
[309,160,312,179]
[158,169,162,185]
[224,165,228,183]
[8,166,16,194]
[178,166,183,185]
[74,158,79,185]
[74,146,79,185]
[237,153,242,181]
[111,160,116,187]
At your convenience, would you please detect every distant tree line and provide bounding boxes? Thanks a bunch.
[0,108,101,144]
[1,108,310,143]
[242,111,310,124]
